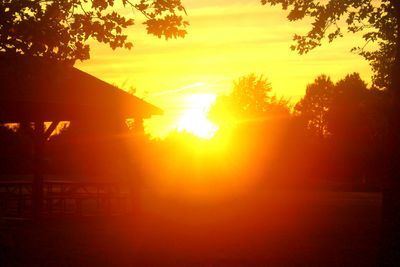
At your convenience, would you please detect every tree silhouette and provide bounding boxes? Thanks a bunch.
[260,0,396,90]
[327,73,370,140]
[293,73,391,187]
[210,74,290,126]
[294,75,334,138]
[208,74,292,180]
[231,73,273,116]
[329,73,388,188]
[260,1,400,262]
[0,0,188,63]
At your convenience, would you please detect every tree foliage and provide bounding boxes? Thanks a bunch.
[261,0,396,89]
[294,74,334,138]
[210,74,290,126]
[231,73,273,116]
[0,0,188,63]
[328,73,370,139]
[295,72,389,143]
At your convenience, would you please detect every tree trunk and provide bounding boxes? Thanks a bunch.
[379,2,400,266]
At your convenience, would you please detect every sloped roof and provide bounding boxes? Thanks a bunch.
[0,54,163,123]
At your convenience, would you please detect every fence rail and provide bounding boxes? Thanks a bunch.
[0,180,132,218]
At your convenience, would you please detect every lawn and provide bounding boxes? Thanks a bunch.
[0,190,381,267]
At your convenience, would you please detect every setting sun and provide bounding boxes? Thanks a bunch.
[177,93,218,139]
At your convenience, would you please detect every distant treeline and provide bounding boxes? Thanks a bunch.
[207,73,389,190]
[0,73,390,191]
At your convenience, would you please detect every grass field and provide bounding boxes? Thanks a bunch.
[0,190,381,267]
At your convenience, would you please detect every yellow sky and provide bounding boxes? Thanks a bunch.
[76,0,372,138]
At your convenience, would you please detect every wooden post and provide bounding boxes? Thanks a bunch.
[134,117,144,134]
[32,121,45,219]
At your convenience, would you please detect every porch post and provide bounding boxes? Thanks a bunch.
[134,117,144,133]
[32,121,45,218]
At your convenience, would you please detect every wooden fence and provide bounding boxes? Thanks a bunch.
[0,180,132,218]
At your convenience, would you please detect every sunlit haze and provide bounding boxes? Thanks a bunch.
[1,1,394,265]
[76,0,372,138]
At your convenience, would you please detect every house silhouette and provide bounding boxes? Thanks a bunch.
[0,54,163,218]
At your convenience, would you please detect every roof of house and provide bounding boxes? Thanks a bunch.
[0,54,163,123]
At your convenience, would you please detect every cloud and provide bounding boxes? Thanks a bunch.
[150,82,208,97]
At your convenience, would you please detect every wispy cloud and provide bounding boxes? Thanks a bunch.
[150,82,208,97]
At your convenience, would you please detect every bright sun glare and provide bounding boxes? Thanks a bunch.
[177,93,218,139]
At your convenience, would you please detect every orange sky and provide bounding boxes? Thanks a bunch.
[76,0,372,138]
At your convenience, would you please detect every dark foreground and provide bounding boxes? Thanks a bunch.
[0,190,381,267]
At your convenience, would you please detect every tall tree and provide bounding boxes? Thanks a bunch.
[209,73,290,126]
[327,73,370,140]
[231,73,273,117]
[294,74,334,138]
[327,73,386,188]
[0,0,188,63]
[260,0,400,264]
